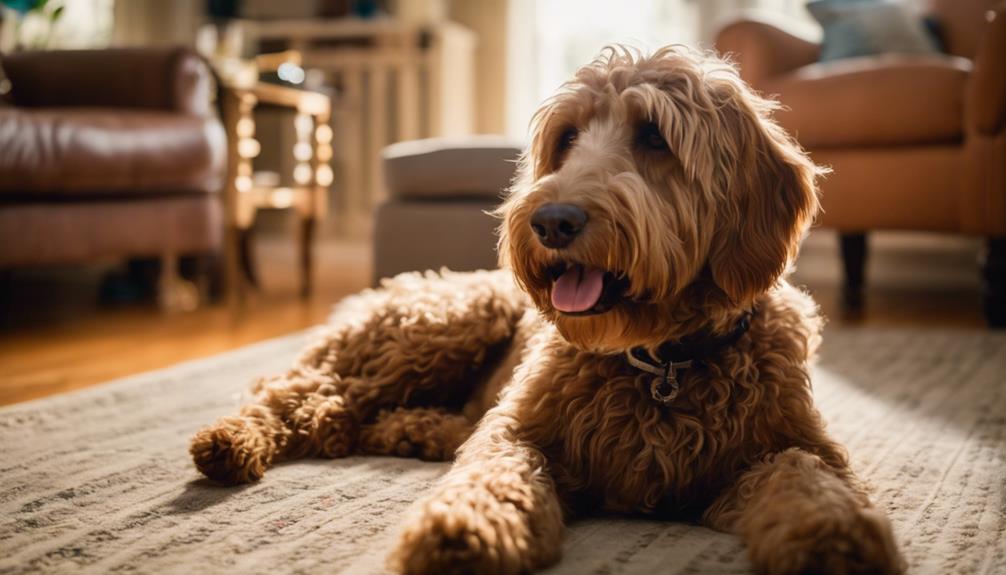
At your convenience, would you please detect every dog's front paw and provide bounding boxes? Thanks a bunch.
[750,505,904,575]
[189,416,276,485]
[390,482,559,575]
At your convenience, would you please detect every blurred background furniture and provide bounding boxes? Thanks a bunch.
[233,18,476,237]
[5,0,1003,408]
[374,137,522,283]
[218,57,332,306]
[0,47,226,311]
[716,0,1006,326]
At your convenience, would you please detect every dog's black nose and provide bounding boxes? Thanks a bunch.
[530,203,587,249]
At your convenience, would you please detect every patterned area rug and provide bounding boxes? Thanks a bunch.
[1,326,1004,574]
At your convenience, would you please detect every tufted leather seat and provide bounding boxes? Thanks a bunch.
[0,48,225,267]
[764,54,972,148]
[0,108,224,197]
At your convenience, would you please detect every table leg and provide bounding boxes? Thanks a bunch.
[299,216,315,300]
[238,227,259,288]
[224,225,245,314]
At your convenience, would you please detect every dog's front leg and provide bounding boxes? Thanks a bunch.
[390,406,564,575]
[704,448,904,575]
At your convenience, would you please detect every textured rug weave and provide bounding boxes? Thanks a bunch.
[1,327,1005,574]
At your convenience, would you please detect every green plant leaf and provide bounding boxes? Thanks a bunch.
[2,0,45,15]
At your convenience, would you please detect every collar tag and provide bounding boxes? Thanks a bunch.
[649,360,692,405]
[626,349,692,406]
[624,309,754,406]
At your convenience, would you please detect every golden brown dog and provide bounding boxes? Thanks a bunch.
[190,46,904,574]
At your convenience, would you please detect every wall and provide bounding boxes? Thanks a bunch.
[112,0,201,47]
[449,0,509,135]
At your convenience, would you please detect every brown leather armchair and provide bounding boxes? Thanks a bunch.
[0,48,226,310]
[715,0,1006,326]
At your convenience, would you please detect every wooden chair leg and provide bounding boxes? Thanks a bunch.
[157,252,199,313]
[839,232,868,313]
[238,228,259,289]
[182,253,222,304]
[299,216,316,300]
[205,251,225,303]
[982,236,1006,328]
[224,225,244,314]
[0,269,13,327]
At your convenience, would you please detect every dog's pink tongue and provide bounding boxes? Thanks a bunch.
[551,265,605,313]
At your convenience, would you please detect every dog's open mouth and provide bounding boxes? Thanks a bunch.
[547,262,629,316]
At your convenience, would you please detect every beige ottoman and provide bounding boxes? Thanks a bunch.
[374,137,524,283]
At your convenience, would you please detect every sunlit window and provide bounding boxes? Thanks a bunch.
[506,0,815,138]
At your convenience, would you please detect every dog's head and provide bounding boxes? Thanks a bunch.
[497,46,821,352]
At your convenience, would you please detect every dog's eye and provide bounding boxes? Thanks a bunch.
[557,127,578,153]
[638,122,668,151]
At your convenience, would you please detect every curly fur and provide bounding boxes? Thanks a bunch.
[190,46,904,574]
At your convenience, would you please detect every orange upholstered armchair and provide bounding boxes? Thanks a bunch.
[715,0,1006,326]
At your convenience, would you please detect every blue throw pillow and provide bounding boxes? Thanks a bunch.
[806,0,941,61]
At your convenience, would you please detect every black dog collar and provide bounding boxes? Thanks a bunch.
[626,310,754,405]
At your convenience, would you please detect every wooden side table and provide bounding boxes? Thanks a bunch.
[219,82,332,309]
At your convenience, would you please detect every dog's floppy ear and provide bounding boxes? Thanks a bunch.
[707,81,821,306]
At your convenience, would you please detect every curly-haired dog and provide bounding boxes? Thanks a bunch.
[190,46,904,574]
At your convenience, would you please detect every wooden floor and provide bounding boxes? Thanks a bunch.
[0,237,370,406]
[0,230,987,406]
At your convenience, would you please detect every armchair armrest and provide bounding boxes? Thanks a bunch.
[0,47,213,116]
[967,3,1006,135]
[715,16,821,89]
